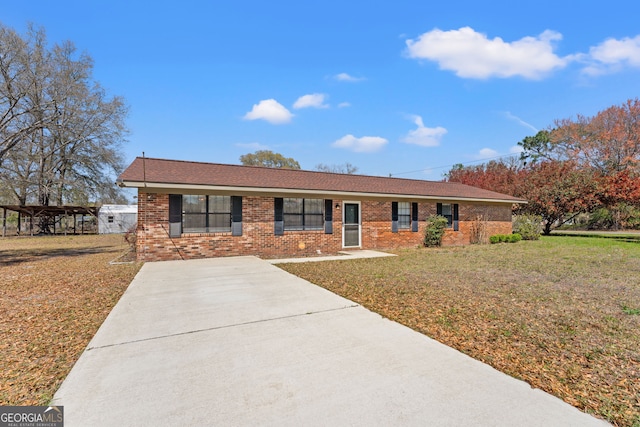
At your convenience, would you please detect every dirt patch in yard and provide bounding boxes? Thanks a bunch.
[0,234,142,405]
[279,237,640,427]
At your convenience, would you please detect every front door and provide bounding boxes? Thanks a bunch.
[343,202,360,247]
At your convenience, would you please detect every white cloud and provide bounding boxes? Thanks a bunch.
[338,102,351,108]
[477,148,500,158]
[503,111,538,133]
[405,27,570,79]
[334,72,365,82]
[582,35,640,75]
[509,145,524,154]
[401,115,447,147]
[243,99,293,124]
[293,93,329,109]
[332,134,388,152]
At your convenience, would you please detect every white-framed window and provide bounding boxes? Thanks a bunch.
[397,202,411,229]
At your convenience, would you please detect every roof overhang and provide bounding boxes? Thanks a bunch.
[117,180,527,204]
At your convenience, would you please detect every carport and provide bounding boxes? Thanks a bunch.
[1,205,97,236]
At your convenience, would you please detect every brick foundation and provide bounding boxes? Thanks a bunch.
[135,191,513,261]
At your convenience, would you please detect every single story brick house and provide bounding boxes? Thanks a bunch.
[117,157,526,261]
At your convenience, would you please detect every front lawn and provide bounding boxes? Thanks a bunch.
[0,235,142,406]
[279,236,640,426]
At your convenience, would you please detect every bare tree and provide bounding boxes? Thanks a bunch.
[314,162,358,174]
[0,25,53,165]
[0,23,128,206]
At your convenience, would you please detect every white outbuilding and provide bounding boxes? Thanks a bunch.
[98,204,137,234]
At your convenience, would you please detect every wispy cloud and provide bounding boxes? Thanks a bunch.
[333,72,366,82]
[401,115,447,147]
[293,93,329,109]
[243,99,293,124]
[471,146,522,160]
[337,102,351,108]
[332,134,388,152]
[235,142,269,151]
[503,111,538,133]
[405,27,570,79]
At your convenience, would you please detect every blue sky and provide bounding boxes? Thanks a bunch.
[4,0,640,179]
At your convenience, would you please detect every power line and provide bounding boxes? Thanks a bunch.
[389,152,521,177]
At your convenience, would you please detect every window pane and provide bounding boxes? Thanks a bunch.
[183,213,206,233]
[183,195,206,213]
[398,202,410,216]
[209,213,231,231]
[303,199,323,230]
[284,214,303,230]
[209,195,230,213]
[305,198,323,214]
[284,198,303,214]
[304,214,323,229]
[345,204,358,224]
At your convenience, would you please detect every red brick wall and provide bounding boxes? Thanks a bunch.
[360,200,423,249]
[135,192,513,261]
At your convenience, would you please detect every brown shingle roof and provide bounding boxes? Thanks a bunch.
[117,157,525,203]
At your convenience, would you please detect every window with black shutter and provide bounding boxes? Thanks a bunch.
[397,202,411,229]
[231,196,243,236]
[391,202,399,233]
[283,198,324,231]
[324,199,333,234]
[411,202,419,232]
[168,194,242,236]
[168,194,182,237]
[274,198,284,235]
[437,202,459,230]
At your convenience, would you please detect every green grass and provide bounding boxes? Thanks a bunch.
[279,236,640,426]
[622,305,640,315]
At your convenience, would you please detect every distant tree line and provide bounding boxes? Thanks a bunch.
[0,23,128,206]
[447,99,640,233]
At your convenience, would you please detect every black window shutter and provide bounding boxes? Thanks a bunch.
[411,202,419,232]
[324,199,333,234]
[436,203,443,216]
[274,198,284,235]
[168,194,182,237]
[391,201,398,233]
[453,203,459,231]
[231,196,243,236]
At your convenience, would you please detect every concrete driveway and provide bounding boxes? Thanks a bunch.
[52,256,608,426]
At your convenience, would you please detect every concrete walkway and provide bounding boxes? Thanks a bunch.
[52,256,608,426]
[267,249,397,264]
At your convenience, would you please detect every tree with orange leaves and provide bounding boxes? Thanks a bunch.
[520,99,640,211]
[445,158,521,197]
[551,98,640,176]
[516,161,600,234]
